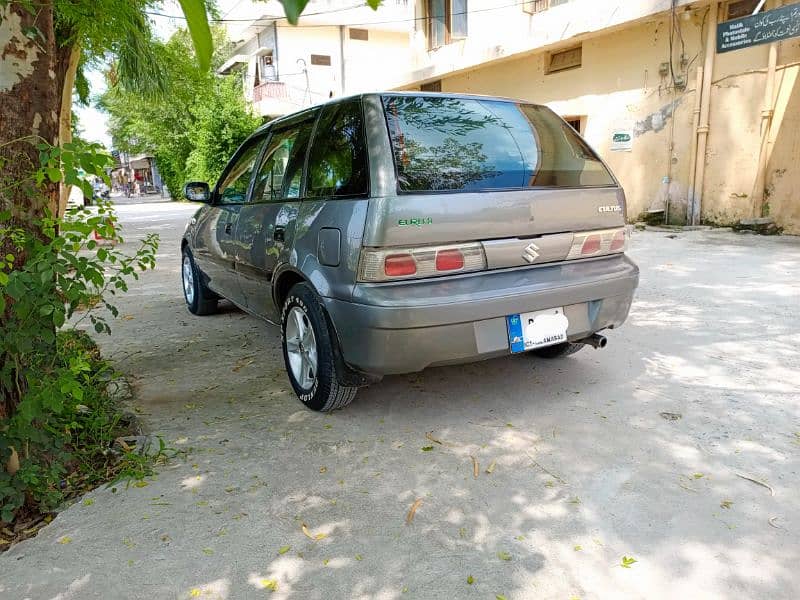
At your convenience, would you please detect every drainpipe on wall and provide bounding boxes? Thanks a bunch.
[686,65,703,223]
[690,1,718,225]
[339,25,346,96]
[273,21,280,80]
[751,40,778,217]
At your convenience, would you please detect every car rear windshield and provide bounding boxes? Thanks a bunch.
[382,95,616,192]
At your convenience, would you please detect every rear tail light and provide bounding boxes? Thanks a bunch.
[384,254,417,276]
[358,243,486,282]
[581,235,602,255]
[435,248,465,271]
[567,228,627,260]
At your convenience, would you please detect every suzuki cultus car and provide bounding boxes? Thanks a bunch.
[181,93,639,411]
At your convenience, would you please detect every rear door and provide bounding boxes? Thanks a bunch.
[192,135,264,304]
[234,113,317,320]
[369,95,625,267]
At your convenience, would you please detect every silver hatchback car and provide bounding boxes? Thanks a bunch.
[181,92,639,411]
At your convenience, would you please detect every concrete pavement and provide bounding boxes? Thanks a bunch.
[1,199,799,600]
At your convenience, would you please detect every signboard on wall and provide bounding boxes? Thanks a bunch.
[610,130,633,152]
[717,3,800,53]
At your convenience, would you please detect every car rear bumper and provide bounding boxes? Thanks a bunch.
[324,254,639,375]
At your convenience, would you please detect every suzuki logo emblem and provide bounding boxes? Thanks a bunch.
[523,242,540,263]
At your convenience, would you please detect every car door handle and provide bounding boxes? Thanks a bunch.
[274,226,285,242]
[224,222,233,235]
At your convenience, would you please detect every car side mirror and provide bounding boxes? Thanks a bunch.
[184,182,211,203]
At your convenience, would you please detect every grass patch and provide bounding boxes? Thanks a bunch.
[0,330,170,551]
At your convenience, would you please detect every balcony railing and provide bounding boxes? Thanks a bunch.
[253,81,288,102]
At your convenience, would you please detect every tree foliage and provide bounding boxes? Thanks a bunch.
[100,28,261,197]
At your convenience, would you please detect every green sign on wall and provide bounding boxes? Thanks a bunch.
[717,2,800,53]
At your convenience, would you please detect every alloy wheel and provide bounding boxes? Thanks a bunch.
[285,306,318,390]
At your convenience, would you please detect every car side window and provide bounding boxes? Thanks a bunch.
[251,129,298,203]
[307,100,368,198]
[216,137,263,204]
[280,116,317,199]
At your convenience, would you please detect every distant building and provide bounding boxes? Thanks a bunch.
[395,0,800,232]
[219,0,414,118]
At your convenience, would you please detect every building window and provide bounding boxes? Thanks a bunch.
[310,54,331,66]
[546,45,582,74]
[420,80,442,92]
[349,28,369,41]
[523,0,571,13]
[726,0,760,20]
[563,116,584,135]
[424,0,468,50]
[523,0,548,14]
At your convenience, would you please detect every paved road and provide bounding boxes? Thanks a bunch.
[2,199,800,600]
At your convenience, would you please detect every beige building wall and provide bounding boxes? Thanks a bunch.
[403,3,800,233]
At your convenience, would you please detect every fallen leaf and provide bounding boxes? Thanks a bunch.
[319,466,327,473]
[720,500,733,509]
[421,445,434,452]
[485,460,496,474]
[122,314,135,320]
[467,575,474,585]
[621,555,637,568]
[574,545,583,551]
[515,535,525,541]
[355,553,363,561]
[189,589,202,598]
[692,473,704,479]
[231,357,254,372]
[323,559,330,566]
[471,455,479,478]
[259,579,278,591]
[425,431,443,445]
[82,499,94,506]
[497,595,508,600]
[202,547,214,555]
[497,551,512,561]
[58,535,72,544]
[323,424,332,430]
[301,522,327,541]
[568,496,581,504]
[133,480,149,488]
[6,447,20,475]
[459,527,467,538]
[278,545,290,555]
[735,472,774,496]
[406,498,423,524]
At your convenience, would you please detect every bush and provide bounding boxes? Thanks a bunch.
[0,197,159,525]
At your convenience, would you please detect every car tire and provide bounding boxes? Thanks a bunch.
[531,341,584,359]
[281,283,357,412]
[181,248,218,316]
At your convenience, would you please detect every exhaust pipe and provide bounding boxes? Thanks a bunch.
[581,333,607,349]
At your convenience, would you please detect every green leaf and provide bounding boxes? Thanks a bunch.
[366,0,382,8]
[497,551,512,561]
[278,545,290,555]
[620,555,637,568]
[466,575,474,585]
[279,0,311,24]
[46,167,62,183]
[177,0,213,71]
[421,446,434,452]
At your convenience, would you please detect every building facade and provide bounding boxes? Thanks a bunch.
[219,0,414,117]
[397,0,800,233]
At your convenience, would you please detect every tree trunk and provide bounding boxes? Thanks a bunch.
[57,45,81,218]
[0,1,60,419]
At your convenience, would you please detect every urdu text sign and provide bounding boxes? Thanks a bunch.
[717,3,800,53]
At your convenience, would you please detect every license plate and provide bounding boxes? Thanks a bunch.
[507,307,569,353]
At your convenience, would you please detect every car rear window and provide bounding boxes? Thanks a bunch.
[382,95,615,192]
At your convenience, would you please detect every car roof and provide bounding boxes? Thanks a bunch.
[252,91,541,136]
